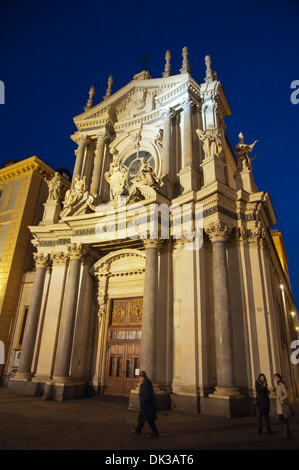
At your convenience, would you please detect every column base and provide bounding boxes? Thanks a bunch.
[200,155,226,187]
[160,175,175,200]
[7,376,40,396]
[42,378,87,401]
[201,391,250,418]
[179,166,200,193]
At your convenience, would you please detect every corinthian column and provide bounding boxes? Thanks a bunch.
[91,130,109,198]
[182,97,193,168]
[206,222,238,395]
[140,239,162,382]
[72,135,88,184]
[52,244,87,380]
[15,253,50,379]
[162,108,173,177]
[179,97,199,193]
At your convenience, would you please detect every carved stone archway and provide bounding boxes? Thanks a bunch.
[90,249,146,394]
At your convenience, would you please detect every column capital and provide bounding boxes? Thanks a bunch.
[162,107,175,120]
[66,242,89,260]
[33,252,50,269]
[76,134,90,146]
[50,251,69,265]
[181,96,195,110]
[143,238,163,250]
[206,221,229,243]
[96,129,110,145]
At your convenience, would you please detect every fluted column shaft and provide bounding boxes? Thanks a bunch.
[140,240,161,382]
[16,254,50,378]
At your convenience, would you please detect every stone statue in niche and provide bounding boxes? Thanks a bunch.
[235,132,258,171]
[105,156,127,199]
[196,125,223,158]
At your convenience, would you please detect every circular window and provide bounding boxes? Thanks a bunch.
[122,151,155,184]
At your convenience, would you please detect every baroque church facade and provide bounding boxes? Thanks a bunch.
[7,49,299,417]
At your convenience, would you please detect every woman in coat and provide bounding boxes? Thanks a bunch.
[133,371,159,437]
[274,373,293,439]
[255,373,273,434]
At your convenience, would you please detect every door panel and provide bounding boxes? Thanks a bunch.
[104,298,142,397]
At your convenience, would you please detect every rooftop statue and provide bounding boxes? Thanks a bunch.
[46,172,64,202]
[196,125,223,158]
[235,132,258,170]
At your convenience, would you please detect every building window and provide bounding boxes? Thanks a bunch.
[122,151,155,184]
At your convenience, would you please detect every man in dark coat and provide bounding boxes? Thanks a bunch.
[133,371,159,437]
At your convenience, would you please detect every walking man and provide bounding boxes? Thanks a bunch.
[133,371,159,437]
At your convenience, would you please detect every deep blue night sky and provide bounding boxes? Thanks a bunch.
[0,0,298,308]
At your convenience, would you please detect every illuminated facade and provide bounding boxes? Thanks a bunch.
[6,49,299,416]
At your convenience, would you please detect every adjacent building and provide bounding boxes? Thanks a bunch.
[0,157,70,381]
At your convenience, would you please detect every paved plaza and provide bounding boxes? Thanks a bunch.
[0,387,298,451]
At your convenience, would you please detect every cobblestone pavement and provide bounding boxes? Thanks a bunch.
[0,387,298,451]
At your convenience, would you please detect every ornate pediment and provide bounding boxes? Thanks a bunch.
[73,73,195,133]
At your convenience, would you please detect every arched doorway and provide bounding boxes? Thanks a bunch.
[90,249,146,397]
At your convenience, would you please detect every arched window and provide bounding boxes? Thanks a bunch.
[122,151,155,184]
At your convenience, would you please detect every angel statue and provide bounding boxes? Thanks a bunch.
[235,132,258,171]
[196,125,223,158]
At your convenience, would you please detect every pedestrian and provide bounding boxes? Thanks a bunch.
[273,373,293,439]
[255,373,273,435]
[133,370,159,437]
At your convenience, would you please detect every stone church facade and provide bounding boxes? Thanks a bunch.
[7,49,299,416]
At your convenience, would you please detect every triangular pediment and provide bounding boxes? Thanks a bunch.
[73,73,199,133]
